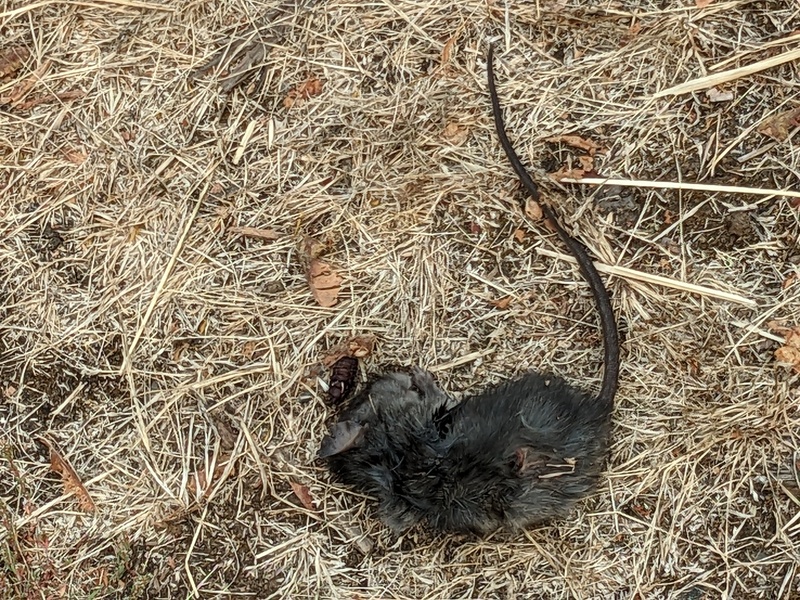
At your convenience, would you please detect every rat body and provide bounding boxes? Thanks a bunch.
[319,46,620,534]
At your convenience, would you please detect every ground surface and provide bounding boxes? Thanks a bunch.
[1,0,799,598]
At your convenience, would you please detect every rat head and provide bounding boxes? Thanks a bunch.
[318,370,437,458]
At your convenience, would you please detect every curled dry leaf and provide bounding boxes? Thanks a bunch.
[322,335,376,367]
[771,324,800,374]
[290,481,316,511]
[348,335,375,358]
[695,0,713,7]
[550,165,592,181]
[545,134,605,156]
[443,122,469,145]
[0,46,29,78]
[229,226,280,241]
[513,228,526,243]
[187,452,234,501]
[441,35,457,66]
[302,235,326,259]
[283,76,324,108]
[490,296,512,310]
[307,258,342,307]
[757,107,800,142]
[525,198,543,220]
[39,437,96,513]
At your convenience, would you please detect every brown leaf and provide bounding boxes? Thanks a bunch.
[757,107,800,142]
[187,452,233,501]
[0,46,29,78]
[322,335,376,366]
[0,59,50,105]
[242,340,257,359]
[545,134,605,156]
[283,76,324,108]
[441,35,457,66]
[62,148,88,165]
[695,0,713,7]
[290,481,316,511]
[16,89,85,111]
[302,235,326,259]
[229,226,280,241]
[578,155,595,171]
[513,229,526,242]
[772,324,800,373]
[442,122,469,145]
[490,296,512,310]
[524,198,543,220]
[307,258,342,307]
[549,164,592,181]
[348,335,375,358]
[39,438,96,513]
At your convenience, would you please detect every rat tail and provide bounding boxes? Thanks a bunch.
[487,44,619,406]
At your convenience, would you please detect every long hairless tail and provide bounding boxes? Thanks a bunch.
[486,44,620,406]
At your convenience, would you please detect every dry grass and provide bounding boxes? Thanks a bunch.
[1,0,799,598]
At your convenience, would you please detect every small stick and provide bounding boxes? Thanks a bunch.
[537,248,757,307]
[560,177,800,199]
[654,46,800,97]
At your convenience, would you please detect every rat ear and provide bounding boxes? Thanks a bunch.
[513,446,549,476]
[317,421,366,458]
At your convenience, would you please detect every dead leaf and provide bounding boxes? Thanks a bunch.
[578,155,595,171]
[302,236,326,259]
[549,164,592,181]
[0,46,29,78]
[706,87,733,102]
[441,35,457,66]
[348,335,375,358]
[307,258,342,307]
[322,335,376,366]
[695,0,713,7]
[443,122,469,145]
[524,198,543,220]
[545,134,605,156]
[782,273,797,290]
[16,89,85,110]
[242,340,257,359]
[0,59,50,104]
[290,481,316,511]
[283,76,324,108]
[490,296,512,310]
[513,229,526,242]
[39,438,96,513]
[773,325,800,373]
[757,107,800,142]
[187,452,234,500]
[229,226,280,241]
[62,148,88,165]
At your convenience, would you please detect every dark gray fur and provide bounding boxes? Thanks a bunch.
[320,46,619,535]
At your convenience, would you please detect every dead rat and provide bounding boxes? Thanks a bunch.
[318,45,620,534]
